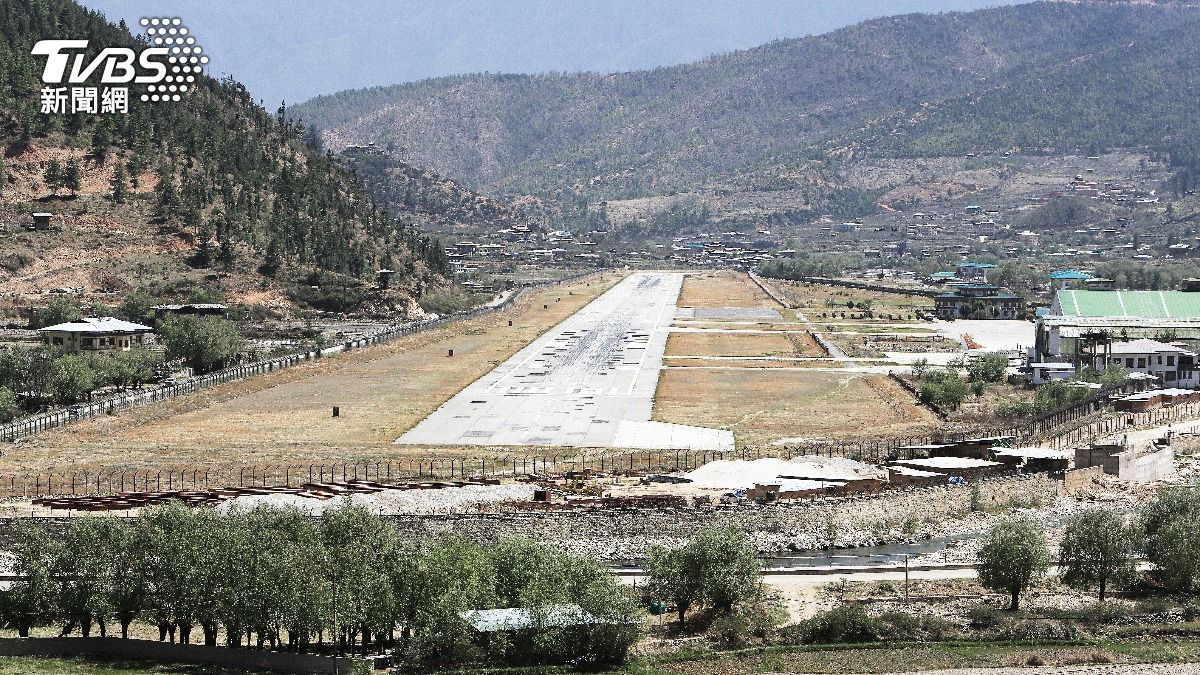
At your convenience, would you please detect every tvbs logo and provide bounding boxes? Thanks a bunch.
[32,17,206,114]
[32,40,169,85]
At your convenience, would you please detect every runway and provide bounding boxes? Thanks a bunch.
[396,272,734,451]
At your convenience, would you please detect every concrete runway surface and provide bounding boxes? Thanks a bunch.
[397,272,734,451]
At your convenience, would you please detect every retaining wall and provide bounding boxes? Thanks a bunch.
[390,473,1060,558]
[0,637,357,674]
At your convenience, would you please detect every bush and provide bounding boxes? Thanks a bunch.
[788,604,881,644]
[998,619,1078,642]
[0,386,18,423]
[419,290,476,315]
[877,611,956,641]
[919,369,969,410]
[967,604,1005,629]
[996,399,1034,419]
[712,597,787,647]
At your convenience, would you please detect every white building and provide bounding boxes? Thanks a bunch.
[1092,339,1199,388]
[38,317,154,354]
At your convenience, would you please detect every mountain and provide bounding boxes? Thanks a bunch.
[0,0,482,316]
[293,1,1200,204]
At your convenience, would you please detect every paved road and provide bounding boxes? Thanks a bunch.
[396,272,733,450]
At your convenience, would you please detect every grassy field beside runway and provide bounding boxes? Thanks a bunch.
[5,273,623,474]
[653,368,938,448]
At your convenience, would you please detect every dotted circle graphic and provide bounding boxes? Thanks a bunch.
[138,17,204,104]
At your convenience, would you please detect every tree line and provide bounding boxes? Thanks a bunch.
[978,486,1200,611]
[0,503,639,668]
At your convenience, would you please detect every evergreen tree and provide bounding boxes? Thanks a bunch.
[109,164,128,204]
[43,159,61,194]
[63,158,83,195]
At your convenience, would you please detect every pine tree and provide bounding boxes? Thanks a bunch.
[63,159,83,195]
[43,160,62,194]
[110,164,128,204]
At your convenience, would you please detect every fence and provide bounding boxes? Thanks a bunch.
[0,270,605,443]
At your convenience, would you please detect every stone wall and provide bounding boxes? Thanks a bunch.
[391,473,1061,558]
[0,637,358,674]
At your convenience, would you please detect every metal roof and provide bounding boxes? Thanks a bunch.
[1049,270,1092,280]
[459,604,618,632]
[895,457,1001,470]
[37,317,153,334]
[1056,290,1200,319]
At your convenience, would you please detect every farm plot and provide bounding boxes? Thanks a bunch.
[653,369,939,449]
[3,273,623,474]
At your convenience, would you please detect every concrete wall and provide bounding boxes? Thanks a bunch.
[0,637,358,674]
[392,473,1060,558]
[1118,445,1175,482]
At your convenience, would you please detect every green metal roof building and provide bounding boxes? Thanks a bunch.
[1036,289,1200,364]
[1053,290,1200,320]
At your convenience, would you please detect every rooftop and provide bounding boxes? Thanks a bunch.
[1055,290,1200,319]
[459,605,620,632]
[1107,339,1194,355]
[894,457,1002,470]
[37,317,153,335]
[1049,270,1092,281]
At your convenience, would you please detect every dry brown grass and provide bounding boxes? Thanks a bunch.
[653,369,938,448]
[771,279,933,323]
[665,331,804,358]
[677,270,780,309]
[5,273,624,473]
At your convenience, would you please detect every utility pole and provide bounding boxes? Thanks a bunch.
[904,554,910,603]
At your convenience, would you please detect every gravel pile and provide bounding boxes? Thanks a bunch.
[683,456,881,490]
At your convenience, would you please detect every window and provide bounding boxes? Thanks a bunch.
[1168,356,1176,366]
[81,338,92,347]
[1157,355,1163,365]
[1138,358,1147,369]
[1126,358,1135,368]
[1167,372,1177,381]
[52,337,63,345]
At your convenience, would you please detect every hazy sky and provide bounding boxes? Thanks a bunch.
[80,0,1027,109]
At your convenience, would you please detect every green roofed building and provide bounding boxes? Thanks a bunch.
[1035,284,1200,367]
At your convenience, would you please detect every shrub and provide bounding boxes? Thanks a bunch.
[877,611,956,641]
[791,604,881,644]
[0,386,18,423]
[419,290,476,315]
[1062,650,1115,666]
[967,604,1005,629]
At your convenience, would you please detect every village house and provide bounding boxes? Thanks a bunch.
[38,317,154,354]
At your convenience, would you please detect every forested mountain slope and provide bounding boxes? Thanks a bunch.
[294,1,1200,201]
[0,0,494,314]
